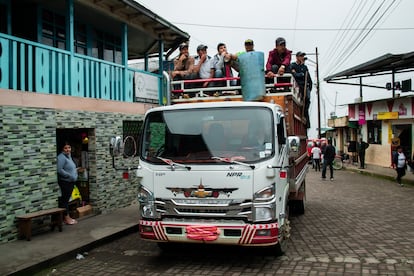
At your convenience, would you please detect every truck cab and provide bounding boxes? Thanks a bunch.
[135,101,299,253]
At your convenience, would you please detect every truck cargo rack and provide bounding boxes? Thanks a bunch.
[169,74,301,103]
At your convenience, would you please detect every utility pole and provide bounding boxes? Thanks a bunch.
[316,47,321,139]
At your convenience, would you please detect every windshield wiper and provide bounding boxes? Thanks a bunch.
[211,156,255,169]
[157,157,191,171]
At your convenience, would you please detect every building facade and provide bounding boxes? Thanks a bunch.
[0,0,189,242]
[327,96,413,168]
[348,96,413,167]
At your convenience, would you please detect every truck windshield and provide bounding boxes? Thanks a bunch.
[141,106,274,164]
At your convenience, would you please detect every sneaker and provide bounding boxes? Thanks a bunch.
[321,177,326,181]
[400,183,404,187]
[330,178,334,181]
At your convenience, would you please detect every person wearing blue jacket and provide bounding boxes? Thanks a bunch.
[57,141,79,225]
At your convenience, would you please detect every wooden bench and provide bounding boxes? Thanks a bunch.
[16,208,66,241]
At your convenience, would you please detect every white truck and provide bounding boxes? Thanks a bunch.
[110,52,308,254]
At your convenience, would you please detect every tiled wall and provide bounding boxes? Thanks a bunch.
[0,106,143,243]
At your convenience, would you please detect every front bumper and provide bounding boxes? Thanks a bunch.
[139,219,279,246]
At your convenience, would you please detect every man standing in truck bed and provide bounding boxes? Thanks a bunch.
[291,51,313,128]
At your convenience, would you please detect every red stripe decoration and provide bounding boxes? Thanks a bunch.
[155,221,168,241]
[239,225,255,244]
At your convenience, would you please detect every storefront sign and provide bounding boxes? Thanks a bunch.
[134,72,159,101]
[377,111,399,120]
[358,103,366,125]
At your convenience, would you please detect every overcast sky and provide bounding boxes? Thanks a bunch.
[138,0,414,137]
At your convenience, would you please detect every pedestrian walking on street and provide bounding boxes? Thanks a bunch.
[322,139,335,181]
[392,146,407,186]
[357,138,369,169]
[311,143,322,171]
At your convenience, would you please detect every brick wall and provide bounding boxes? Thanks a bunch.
[0,106,143,242]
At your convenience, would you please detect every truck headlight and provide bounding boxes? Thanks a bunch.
[142,203,156,217]
[255,206,273,221]
[138,186,161,219]
[138,186,153,203]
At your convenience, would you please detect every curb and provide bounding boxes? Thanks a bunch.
[343,167,414,186]
[9,224,139,276]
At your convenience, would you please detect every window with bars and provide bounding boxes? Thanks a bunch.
[123,120,143,157]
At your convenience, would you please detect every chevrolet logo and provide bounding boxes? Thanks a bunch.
[166,182,237,198]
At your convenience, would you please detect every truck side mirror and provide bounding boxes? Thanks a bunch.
[287,136,300,158]
[109,136,123,157]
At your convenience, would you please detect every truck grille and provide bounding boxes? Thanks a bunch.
[156,198,252,219]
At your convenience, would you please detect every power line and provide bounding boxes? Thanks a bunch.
[172,22,413,31]
[324,0,383,75]
[324,1,368,67]
[325,0,400,76]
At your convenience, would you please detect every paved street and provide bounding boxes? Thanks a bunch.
[36,168,414,275]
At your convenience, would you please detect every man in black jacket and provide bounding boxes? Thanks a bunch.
[291,52,313,128]
[357,138,369,169]
[322,139,336,181]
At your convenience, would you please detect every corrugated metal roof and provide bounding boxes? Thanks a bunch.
[324,51,414,81]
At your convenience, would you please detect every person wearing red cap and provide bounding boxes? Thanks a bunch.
[265,37,292,79]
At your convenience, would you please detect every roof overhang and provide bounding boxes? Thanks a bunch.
[77,0,190,59]
[324,51,414,82]
[28,0,190,59]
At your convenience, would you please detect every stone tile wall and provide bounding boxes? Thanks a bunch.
[0,106,143,242]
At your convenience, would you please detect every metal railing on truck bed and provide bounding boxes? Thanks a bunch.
[169,74,302,104]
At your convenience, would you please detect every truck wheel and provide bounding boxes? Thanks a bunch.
[289,199,305,216]
[295,200,305,215]
[272,204,290,256]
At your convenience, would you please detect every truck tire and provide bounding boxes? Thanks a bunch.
[270,204,290,256]
[294,199,305,215]
[289,181,305,216]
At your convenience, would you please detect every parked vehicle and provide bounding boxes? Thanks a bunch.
[110,51,308,255]
[307,138,327,164]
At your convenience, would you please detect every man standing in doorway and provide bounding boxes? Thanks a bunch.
[357,138,369,169]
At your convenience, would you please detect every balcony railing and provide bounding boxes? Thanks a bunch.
[0,33,159,102]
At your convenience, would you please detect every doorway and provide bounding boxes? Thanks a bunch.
[56,128,93,206]
[393,124,412,161]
